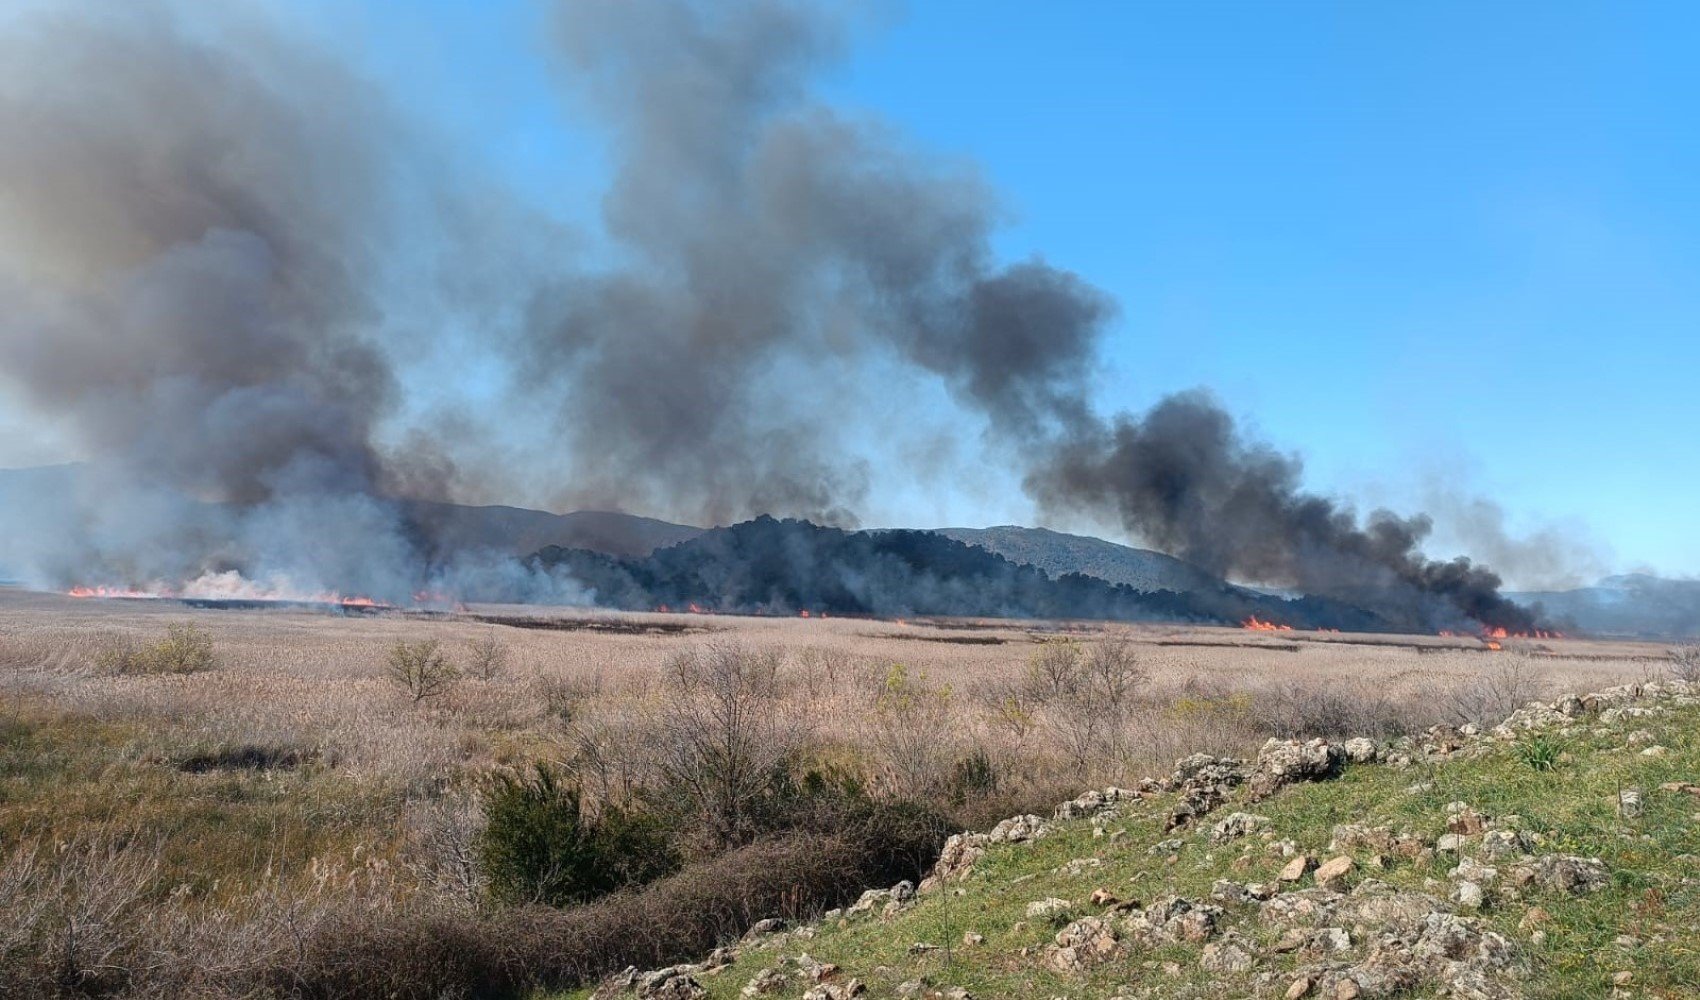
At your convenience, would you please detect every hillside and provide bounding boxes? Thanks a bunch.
[932,525,1224,594]
[580,678,1700,1000]
[1511,574,1700,640]
[399,500,702,559]
[530,516,1386,628]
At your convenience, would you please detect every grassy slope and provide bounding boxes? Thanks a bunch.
[574,695,1700,999]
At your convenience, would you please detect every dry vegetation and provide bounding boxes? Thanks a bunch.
[0,589,1677,998]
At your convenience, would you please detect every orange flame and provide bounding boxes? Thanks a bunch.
[1242,615,1293,632]
[66,585,160,599]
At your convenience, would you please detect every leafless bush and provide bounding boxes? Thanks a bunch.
[1004,638,1147,774]
[1259,681,1430,739]
[402,795,488,908]
[465,631,511,681]
[865,663,958,796]
[96,622,216,675]
[1445,655,1544,728]
[647,644,808,850]
[533,671,601,727]
[0,835,161,998]
[794,645,853,698]
[385,639,460,703]
[1668,644,1700,683]
[569,707,656,806]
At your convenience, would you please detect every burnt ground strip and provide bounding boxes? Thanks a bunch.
[469,614,718,636]
[865,632,1009,646]
[1151,639,1304,653]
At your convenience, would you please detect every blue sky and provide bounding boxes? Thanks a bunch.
[9,1,1697,580]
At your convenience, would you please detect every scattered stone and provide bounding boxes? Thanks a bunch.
[1165,754,1250,830]
[636,969,708,1000]
[1285,976,1315,999]
[1045,916,1122,973]
[988,814,1050,844]
[1089,888,1121,908]
[1200,935,1257,973]
[1313,856,1355,889]
[1620,788,1644,819]
[1279,855,1316,882]
[1211,812,1271,843]
[742,918,786,940]
[1481,829,1531,860]
[1250,738,1346,800]
[1342,737,1378,763]
[739,968,787,997]
[1025,897,1073,921]
[1453,880,1485,910]
[1446,806,1487,836]
[961,931,984,947]
[801,980,864,1000]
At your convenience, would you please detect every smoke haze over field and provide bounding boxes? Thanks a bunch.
[0,0,1566,628]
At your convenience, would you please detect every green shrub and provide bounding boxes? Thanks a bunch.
[1514,734,1564,772]
[477,764,674,907]
[948,749,1001,804]
[385,639,459,703]
[97,622,216,675]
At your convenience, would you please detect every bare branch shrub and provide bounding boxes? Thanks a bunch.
[1668,644,1700,683]
[465,630,511,681]
[865,663,958,796]
[385,638,460,703]
[1005,638,1147,775]
[534,671,601,727]
[794,645,852,698]
[0,835,160,997]
[402,795,488,908]
[96,622,216,675]
[1260,680,1427,739]
[1445,655,1544,728]
[647,644,807,851]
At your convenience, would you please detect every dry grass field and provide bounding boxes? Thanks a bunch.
[0,586,1679,998]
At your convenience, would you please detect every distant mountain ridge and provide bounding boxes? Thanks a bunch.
[529,515,1386,628]
[1510,573,1700,639]
[932,525,1224,594]
[398,499,702,559]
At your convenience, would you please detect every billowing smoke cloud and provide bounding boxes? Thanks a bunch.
[0,1,579,602]
[0,0,1556,629]
[524,0,1108,524]
[1028,393,1539,630]
[0,1,397,503]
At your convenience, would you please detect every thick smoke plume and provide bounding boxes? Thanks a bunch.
[1029,394,1539,631]
[0,0,1551,629]
[523,0,1107,524]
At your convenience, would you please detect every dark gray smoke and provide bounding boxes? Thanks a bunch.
[524,0,1108,524]
[1028,393,1540,631]
[0,0,1554,628]
[0,1,399,503]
